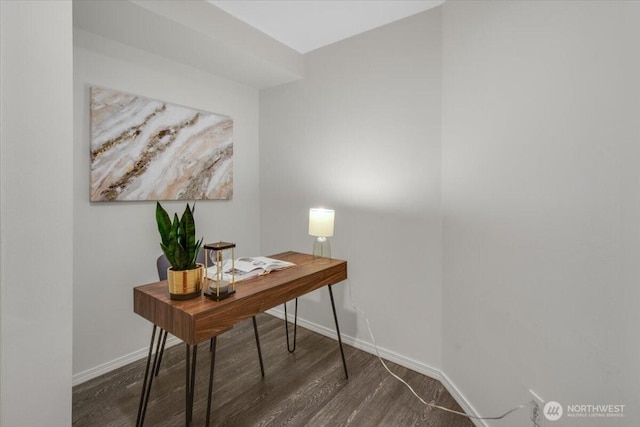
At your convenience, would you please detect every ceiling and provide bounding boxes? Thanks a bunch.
[209,0,445,54]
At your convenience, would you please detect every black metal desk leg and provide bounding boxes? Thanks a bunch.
[205,336,217,427]
[137,325,165,427]
[136,325,157,427]
[185,343,198,427]
[154,329,169,377]
[284,298,298,353]
[252,316,265,377]
[328,285,349,379]
[185,344,190,427]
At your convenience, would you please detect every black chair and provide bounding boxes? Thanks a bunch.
[152,251,265,378]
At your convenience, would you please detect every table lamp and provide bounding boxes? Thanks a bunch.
[309,208,334,258]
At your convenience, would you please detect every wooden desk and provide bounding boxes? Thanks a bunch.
[133,251,348,426]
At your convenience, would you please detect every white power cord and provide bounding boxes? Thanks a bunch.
[345,278,532,421]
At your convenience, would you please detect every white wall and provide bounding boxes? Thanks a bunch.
[74,0,303,90]
[0,1,74,425]
[8,2,633,426]
[260,9,443,372]
[442,1,640,426]
[72,30,261,379]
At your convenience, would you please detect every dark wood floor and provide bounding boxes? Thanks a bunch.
[73,313,473,426]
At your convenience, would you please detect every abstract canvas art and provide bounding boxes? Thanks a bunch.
[90,87,233,201]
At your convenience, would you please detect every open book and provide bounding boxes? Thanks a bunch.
[206,256,295,283]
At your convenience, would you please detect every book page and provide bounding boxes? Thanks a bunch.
[206,256,295,282]
[232,257,295,274]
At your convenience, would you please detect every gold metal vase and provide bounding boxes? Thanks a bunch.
[167,264,204,300]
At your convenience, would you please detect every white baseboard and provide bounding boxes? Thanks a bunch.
[438,370,488,427]
[267,307,443,379]
[72,335,182,387]
[266,308,486,427]
[73,311,485,427]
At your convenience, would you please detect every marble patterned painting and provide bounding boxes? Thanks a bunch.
[90,87,233,201]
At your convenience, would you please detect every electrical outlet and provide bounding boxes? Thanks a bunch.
[529,389,545,427]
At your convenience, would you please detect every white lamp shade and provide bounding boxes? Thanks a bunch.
[308,208,335,237]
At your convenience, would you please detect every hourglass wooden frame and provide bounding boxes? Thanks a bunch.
[203,241,236,301]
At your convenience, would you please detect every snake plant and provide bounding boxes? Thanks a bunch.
[156,202,203,271]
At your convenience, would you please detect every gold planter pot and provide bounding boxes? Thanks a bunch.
[167,264,204,300]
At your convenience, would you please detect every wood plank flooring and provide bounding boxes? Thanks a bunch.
[73,313,473,427]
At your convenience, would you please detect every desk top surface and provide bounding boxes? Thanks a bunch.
[133,251,347,344]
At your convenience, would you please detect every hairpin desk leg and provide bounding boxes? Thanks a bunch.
[284,298,298,353]
[136,325,156,427]
[185,343,198,427]
[205,336,217,427]
[137,324,164,427]
[328,284,349,379]
[252,316,265,376]
[154,329,169,377]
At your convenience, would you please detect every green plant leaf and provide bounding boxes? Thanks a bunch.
[160,242,175,267]
[171,213,180,236]
[182,203,196,259]
[155,202,201,271]
[174,242,189,270]
[155,202,172,247]
[168,216,180,266]
[190,238,203,269]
